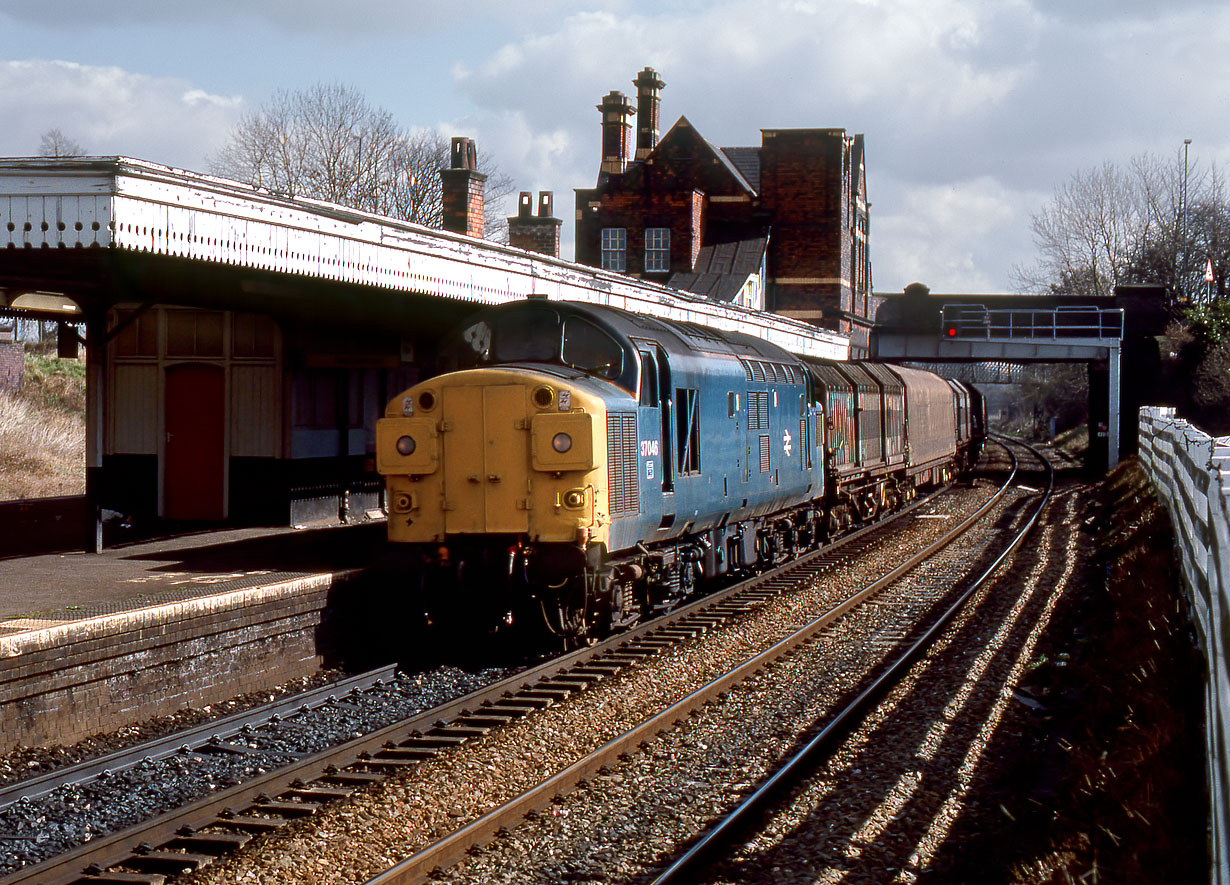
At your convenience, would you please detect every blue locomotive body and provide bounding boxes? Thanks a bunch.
[377,300,980,640]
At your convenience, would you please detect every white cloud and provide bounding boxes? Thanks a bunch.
[448,0,1230,291]
[0,60,245,169]
[874,176,1042,293]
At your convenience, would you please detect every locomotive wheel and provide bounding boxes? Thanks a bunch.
[551,577,592,645]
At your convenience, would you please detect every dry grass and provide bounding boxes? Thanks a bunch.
[0,354,86,500]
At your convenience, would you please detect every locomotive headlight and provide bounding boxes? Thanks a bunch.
[395,435,417,456]
[530,412,593,471]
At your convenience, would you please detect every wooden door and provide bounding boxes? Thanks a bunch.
[164,363,226,520]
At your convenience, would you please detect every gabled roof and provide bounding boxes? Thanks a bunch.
[617,116,758,198]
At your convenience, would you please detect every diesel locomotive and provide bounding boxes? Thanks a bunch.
[376,300,983,641]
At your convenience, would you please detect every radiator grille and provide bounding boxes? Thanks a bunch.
[607,413,640,514]
[748,391,769,430]
[759,434,771,472]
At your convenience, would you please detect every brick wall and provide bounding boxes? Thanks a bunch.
[0,572,376,751]
[509,220,561,257]
[0,341,23,391]
[440,137,487,239]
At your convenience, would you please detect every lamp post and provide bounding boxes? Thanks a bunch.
[1182,138,1192,303]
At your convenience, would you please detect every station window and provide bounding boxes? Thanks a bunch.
[111,309,157,357]
[601,227,626,272]
[644,227,670,273]
[166,310,224,357]
[294,369,363,430]
[233,313,278,359]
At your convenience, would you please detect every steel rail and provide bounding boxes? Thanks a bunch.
[2,476,962,885]
[0,647,603,885]
[650,437,1052,884]
[361,442,1024,885]
[0,664,399,813]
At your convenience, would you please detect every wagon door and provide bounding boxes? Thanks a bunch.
[440,384,529,534]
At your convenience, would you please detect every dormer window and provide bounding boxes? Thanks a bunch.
[645,227,670,272]
[601,227,627,271]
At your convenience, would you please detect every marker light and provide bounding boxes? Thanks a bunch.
[552,432,573,453]
[396,435,417,456]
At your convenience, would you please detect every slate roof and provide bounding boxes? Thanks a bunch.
[718,146,761,194]
[668,224,768,302]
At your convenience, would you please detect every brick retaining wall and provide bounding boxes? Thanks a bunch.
[0,571,362,751]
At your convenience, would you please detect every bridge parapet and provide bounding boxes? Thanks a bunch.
[939,303,1123,342]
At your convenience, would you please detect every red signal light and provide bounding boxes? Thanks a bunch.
[946,326,958,337]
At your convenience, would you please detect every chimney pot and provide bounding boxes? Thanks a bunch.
[597,90,635,176]
[441,136,487,238]
[634,67,665,161]
[508,190,561,258]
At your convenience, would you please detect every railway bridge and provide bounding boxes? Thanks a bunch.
[871,284,1170,470]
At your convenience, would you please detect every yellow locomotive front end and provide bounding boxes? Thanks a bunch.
[377,367,611,554]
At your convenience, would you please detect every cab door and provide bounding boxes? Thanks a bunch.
[441,385,529,534]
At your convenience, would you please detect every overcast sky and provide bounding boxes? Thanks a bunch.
[2,0,1226,294]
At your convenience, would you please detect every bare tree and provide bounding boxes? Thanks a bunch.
[1013,160,1154,296]
[1015,149,1229,304]
[211,82,514,240]
[38,129,85,158]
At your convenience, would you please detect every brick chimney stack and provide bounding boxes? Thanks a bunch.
[508,191,561,258]
[634,67,665,161]
[598,90,635,176]
[440,137,487,238]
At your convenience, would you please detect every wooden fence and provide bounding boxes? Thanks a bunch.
[1138,406,1230,883]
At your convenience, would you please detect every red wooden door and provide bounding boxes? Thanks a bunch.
[164,363,226,520]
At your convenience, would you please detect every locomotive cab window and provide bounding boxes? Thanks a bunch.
[452,307,631,387]
[562,316,623,380]
[492,308,561,362]
[676,387,700,475]
[638,350,659,407]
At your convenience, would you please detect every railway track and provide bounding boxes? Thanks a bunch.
[1,445,1031,885]
[359,438,1046,885]
[649,437,1054,883]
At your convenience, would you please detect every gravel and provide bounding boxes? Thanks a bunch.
[0,665,513,876]
[168,478,1037,885]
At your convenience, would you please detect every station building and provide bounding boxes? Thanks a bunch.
[0,141,846,550]
[573,68,874,356]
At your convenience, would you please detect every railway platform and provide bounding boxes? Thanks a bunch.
[0,520,388,632]
[0,521,392,751]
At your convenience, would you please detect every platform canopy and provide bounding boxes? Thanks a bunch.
[0,156,848,360]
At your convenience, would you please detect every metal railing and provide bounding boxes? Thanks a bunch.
[940,304,1124,340]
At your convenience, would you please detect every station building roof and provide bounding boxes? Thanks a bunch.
[0,156,848,360]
